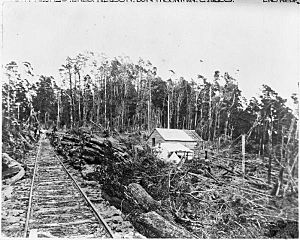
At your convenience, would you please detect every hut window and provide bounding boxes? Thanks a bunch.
[152,138,155,146]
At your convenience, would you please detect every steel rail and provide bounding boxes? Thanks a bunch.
[54,152,115,238]
[23,135,43,238]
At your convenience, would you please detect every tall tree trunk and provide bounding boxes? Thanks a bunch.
[77,71,81,125]
[280,126,285,162]
[104,75,107,129]
[208,85,212,141]
[74,71,77,124]
[91,90,95,123]
[258,137,262,157]
[213,108,218,141]
[96,94,100,124]
[217,109,220,138]
[7,84,10,118]
[267,114,273,184]
[68,68,73,129]
[194,104,198,130]
[57,92,60,128]
[176,96,181,129]
[121,100,125,130]
[167,90,171,129]
[230,125,234,139]
[96,76,101,124]
[200,107,203,138]
[224,111,230,140]
[83,87,87,127]
[148,77,151,131]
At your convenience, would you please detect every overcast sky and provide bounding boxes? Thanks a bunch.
[2,2,299,107]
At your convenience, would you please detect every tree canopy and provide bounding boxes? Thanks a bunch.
[2,52,298,159]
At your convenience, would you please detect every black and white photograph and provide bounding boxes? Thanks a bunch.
[1,0,299,238]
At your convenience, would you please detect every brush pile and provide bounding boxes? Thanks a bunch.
[2,116,40,188]
[50,129,298,238]
[2,116,39,160]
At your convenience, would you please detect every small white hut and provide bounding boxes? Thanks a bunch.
[147,128,203,150]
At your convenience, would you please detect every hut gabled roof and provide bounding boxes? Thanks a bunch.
[153,128,202,142]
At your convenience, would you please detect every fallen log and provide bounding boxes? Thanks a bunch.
[81,155,96,163]
[5,167,25,185]
[62,135,80,142]
[85,142,106,153]
[89,137,106,147]
[89,120,105,131]
[81,151,105,160]
[27,132,36,142]
[70,157,83,170]
[82,146,104,156]
[215,163,272,189]
[113,152,131,164]
[1,185,13,201]
[127,183,161,211]
[81,164,99,181]
[112,145,127,153]
[113,149,129,158]
[135,211,196,238]
[18,133,33,149]
[2,153,25,185]
[60,141,80,146]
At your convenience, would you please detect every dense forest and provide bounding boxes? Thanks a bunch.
[3,51,298,156]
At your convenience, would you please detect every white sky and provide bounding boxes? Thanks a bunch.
[2,1,300,107]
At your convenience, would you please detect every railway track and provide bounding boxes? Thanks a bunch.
[23,134,114,238]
